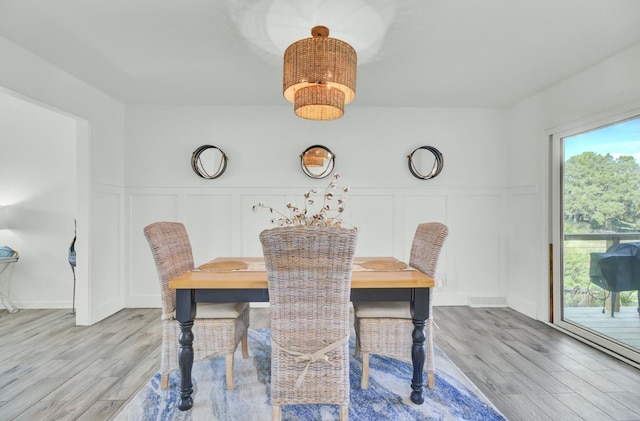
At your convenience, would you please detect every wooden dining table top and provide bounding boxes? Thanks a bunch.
[169,256,435,290]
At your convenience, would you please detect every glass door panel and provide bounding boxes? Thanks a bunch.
[554,115,640,362]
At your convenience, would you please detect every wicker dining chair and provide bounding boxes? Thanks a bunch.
[353,222,448,390]
[260,226,358,421]
[144,221,249,390]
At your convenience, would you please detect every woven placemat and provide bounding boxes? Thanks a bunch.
[360,260,408,271]
[199,261,248,271]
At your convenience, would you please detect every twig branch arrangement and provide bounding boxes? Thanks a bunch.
[253,173,350,228]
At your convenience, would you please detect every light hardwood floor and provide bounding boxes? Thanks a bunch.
[1,306,640,420]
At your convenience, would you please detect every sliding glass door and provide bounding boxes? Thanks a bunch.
[552,113,640,363]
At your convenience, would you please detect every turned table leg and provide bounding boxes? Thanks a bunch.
[176,289,196,411]
[410,287,430,405]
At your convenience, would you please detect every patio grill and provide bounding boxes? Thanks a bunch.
[589,241,640,317]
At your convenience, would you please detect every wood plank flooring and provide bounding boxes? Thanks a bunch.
[1,306,639,420]
[435,307,640,421]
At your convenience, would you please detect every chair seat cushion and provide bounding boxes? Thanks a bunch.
[195,302,248,319]
[354,301,410,319]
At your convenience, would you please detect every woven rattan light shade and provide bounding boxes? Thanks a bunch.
[303,155,325,167]
[302,146,330,167]
[283,26,357,121]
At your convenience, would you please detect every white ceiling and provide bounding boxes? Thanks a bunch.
[1,0,640,108]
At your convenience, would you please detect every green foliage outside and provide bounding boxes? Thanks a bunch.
[564,152,640,231]
[563,152,640,308]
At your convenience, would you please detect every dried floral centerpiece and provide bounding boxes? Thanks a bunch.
[252,173,351,228]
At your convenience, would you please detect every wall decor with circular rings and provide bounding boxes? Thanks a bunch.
[191,145,228,179]
[407,146,444,180]
[300,145,335,179]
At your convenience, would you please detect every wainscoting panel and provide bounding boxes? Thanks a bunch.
[90,186,124,323]
[345,194,396,256]
[185,194,234,266]
[240,193,289,257]
[129,193,179,306]
[506,188,543,318]
[126,187,508,308]
[401,193,448,281]
[451,193,505,300]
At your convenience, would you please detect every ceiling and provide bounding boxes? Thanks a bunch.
[1,0,640,108]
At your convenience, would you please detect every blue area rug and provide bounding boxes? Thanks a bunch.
[115,329,507,420]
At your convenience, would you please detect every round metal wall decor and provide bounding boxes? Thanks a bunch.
[191,145,228,179]
[300,145,335,179]
[407,146,444,180]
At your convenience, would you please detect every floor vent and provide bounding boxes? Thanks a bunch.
[468,296,507,307]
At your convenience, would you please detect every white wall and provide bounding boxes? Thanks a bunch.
[3,27,639,326]
[126,105,509,307]
[127,40,640,318]
[0,94,76,308]
[506,41,640,320]
[0,36,126,325]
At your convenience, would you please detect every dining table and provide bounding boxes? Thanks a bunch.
[169,256,435,411]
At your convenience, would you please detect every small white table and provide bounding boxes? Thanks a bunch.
[0,256,19,313]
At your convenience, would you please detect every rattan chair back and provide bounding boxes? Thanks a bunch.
[410,222,449,277]
[260,226,358,418]
[354,222,448,391]
[144,221,250,390]
[144,221,193,316]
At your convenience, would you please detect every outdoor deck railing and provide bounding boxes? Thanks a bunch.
[563,232,640,308]
[564,232,640,244]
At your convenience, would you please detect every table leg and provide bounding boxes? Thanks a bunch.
[410,287,430,405]
[178,320,194,410]
[175,289,196,411]
[0,262,19,313]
